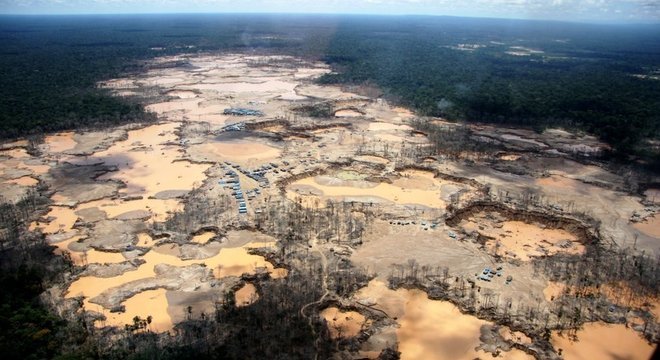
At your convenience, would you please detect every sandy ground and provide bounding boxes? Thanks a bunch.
[192,231,216,244]
[289,176,446,207]
[166,90,197,99]
[442,158,657,254]
[644,188,659,204]
[354,155,390,164]
[235,283,259,307]
[321,307,368,339]
[633,214,660,238]
[3,176,39,186]
[551,322,655,360]
[335,109,363,118]
[187,140,281,167]
[287,169,465,209]
[499,154,521,161]
[458,213,584,261]
[543,281,565,302]
[44,132,77,153]
[353,220,489,279]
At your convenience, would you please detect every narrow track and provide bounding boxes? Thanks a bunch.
[299,235,330,360]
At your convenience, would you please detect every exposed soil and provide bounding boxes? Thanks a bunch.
[551,323,655,360]
[321,307,368,339]
[235,283,259,307]
[2,52,657,359]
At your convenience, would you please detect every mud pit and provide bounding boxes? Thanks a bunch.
[191,231,216,244]
[321,307,368,339]
[352,218,551,313]
[457,212,585,261]
[634,214,660,238]
[287,169,466,209]
[235,283,259,307]
[68,122,210,200]
[551,322,655,360]
[66,232,285,331]
[355,281,533,360]
[334,109,363,118]
[104,289,171,332]
[44,132,77,153]
[531,173,658,254]
[187,138,281,167]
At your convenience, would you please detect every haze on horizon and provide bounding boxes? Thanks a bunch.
[1,0,659,24]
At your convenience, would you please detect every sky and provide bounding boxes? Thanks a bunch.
[0,0,659,24]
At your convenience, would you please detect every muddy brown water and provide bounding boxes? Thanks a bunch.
[31,123,282,332]
[89,123,210,197]
[102,289,171,332]
[551,322,654,360]
[355,281,533,360]
[235,283,259,307]
[66,239,286,331]
[321,307,368,339]
[462,218,585,261]
[191,231,216,244]
[633,214,660,238]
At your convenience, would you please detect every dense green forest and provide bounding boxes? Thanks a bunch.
[318,17,660,160]
[1,14,659,163]
[0,15,337,138]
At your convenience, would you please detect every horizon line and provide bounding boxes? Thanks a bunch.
[0,11,659,26]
